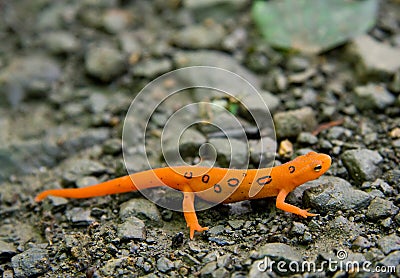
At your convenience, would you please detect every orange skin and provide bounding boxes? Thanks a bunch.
[35,151,331,239]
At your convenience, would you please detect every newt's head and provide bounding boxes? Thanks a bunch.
[287,151,331,188]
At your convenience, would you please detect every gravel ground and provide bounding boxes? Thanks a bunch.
[0,0,400,277]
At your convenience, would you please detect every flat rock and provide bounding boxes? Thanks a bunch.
[348,35,400,77]
[256,243,302,274]
[85,46,126,81]
[42,31,79,54]
[240,90,280,122]
[377,234,400,255]
[353,84,395,110]
[173,50,261,92]
[366,197,399,220]
[11,248,49,278]
[341,149,383,184]
[117,216,146,241]
[133,58,172,78]
[66,207,96,226]
[0,240,17,260]
[208,138,249,168]
[303,176,372,213]
[119,198,162,227]
[172,24,225,49]
[156,256,174,273]
[273,107,317,138]
[183,0,247,22]
[0,55,61,106]
[378,251,400,268]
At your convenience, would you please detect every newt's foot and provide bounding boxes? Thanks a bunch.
[188,224,209,240]
[299,208,318,218]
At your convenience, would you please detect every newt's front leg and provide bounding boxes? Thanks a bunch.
[182,187,208,239]
[276,188,317,218]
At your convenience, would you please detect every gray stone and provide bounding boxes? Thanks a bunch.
[0,121,108,181]
[326,126,352,140]
[119,198,162,227]
[353,84,395,110]
[156,256,174,273]
[248,259,271,278]
[212,267,230,278]
[377,234,400,255]
[249,137,276,167]
[273,107,317,138]
[102,138,122,155]
[42,31,79,54]
[378,251,400,268]
[390,70,400,93]
[172,24,225,49]
[61,127,111,153]
[290,222,307,236]
[395,213,400,225]
[297,132,318,145]
[117,216,146,240]
[75,176,99,188]
[208,138,249,168]
[286,56,311,72]
[162,126,207,164]
[99,257,126,277]
[11,248,49,278]
[348,35,400,77]
[207,225,225,236]
[173,50,260,91]
[87,92,108,113]
[383,169,400,187]
[66,207,95,225]
[85,46,125,81]
[240,90,280,118]
[341,149,383,184]
[227,220,245,230]
[0,240,17,260]
[0,55,61,106]
[62,159,107,185]
[183,0,247,22]
[352,236,372,250]
[304,176,372,213]
[118,32,142,54]
[133,58,172,78]
[366,197,399,220]
[199,261,217,278]
[102,9,132,34]
[217,253,231,268]
[256,243,302,273]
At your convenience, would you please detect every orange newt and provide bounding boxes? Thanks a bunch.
[35,151,331,239]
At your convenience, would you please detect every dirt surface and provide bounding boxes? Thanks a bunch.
[0,0,400,277]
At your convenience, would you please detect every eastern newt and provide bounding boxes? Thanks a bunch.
[35,151,331,239]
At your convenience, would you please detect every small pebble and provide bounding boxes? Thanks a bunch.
[156,256,174,273]
[341,149,383,184]
[117,216,146,241]
[11,248,49,278]
[274,107,317,138]
[353,84,395,110]
[366,197,399,220]
[85,46,126,81]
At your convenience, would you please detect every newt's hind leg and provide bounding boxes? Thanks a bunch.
[276,189,318,218]
[182,188,208,239]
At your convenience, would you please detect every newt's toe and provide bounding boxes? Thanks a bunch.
[300,208,318,218]
[189,225,209,240]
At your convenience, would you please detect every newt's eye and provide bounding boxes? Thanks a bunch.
[314,165,322,172]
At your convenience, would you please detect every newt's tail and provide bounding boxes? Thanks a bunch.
[34,169,166,202]
[34,175,136,202]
